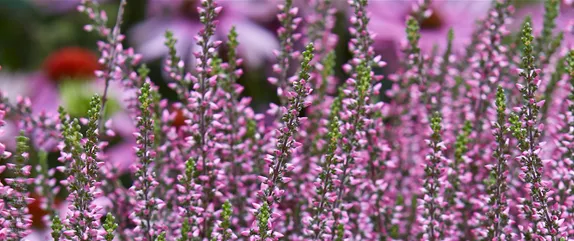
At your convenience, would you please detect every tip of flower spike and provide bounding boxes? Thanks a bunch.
[43,47,101,83]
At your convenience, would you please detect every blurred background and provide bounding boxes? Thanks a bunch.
[0,0,562,114]
[0,0,344,113]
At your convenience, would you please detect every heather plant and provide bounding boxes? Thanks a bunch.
[3,0,574,240]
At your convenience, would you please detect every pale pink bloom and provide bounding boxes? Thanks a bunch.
[23,197,114,241]
[0,72,38,150]
[28,73,62,115]
[513,2,574,46]
[367,0,492,53]
[0,72,29,103]
[0,70,136,171]
[129,0,279,68]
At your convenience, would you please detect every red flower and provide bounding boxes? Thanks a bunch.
[43,47,101,83]
[28,193,63,229]
[171,108,186,128]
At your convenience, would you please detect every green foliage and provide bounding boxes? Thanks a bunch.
[15,133,29,167]
[156,232,166,241]
[51,215,63,241]
[567,50,574,78]
[508,114,525,147]
[538,0,560,54]
[164,30,182,71]
[454,121,472,163]
[86,94,101,158]
[335,223,344,241]
[221,201,233,241]
[179,218,190,241]
[430,112,442,136]
[257,202,270,239]
[520,18,534,70]
[59,81,120,118]
[227,26,239,61]
[406,16,421,56]
[185,158,196,180]
[298,43,315,82]
[103,213,118,241]
[495,87,506,116]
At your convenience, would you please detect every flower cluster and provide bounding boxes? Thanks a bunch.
[3,0,574,240]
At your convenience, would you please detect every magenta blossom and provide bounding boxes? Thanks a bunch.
[129,0,280,68]
[367,0,491,53]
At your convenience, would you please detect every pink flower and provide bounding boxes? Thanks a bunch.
[367,0,491,53]
[129,0,279,68]
[513,2,574,46]
[0,47,137,171]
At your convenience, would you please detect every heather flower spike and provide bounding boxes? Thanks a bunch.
[163,30,188,99]
[131,82,164,241]
[538,0,560,56]
[272,0,301,104]
[329,60,373,237]
[406,16,421,66]
[79,0,129,130]
[486,87,511,240]
[177,157,198,240]
[252,43,314,239]
[58,96,103,240]
[419,113,445,240]
[509,20,563,239]
[307,114,341,240]
[443,120,470,234]
[1,133,33,241]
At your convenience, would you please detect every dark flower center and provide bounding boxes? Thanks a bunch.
[171,108,186,128]
[419,10,443,30]
[28,193,63,229]
[181,0,197,16]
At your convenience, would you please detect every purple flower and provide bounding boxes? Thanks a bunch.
[367,0,491,53]
[129,0,279,68]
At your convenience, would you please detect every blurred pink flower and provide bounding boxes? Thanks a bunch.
[129,0,280,68]
[104,111,136,174]
[28,73,62,115]
[367,0,491,53]
[513,2,574,46]
[0,47,136,172]
[0,72,49,150]
[0,72,29,104]
[23,196,113,241]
